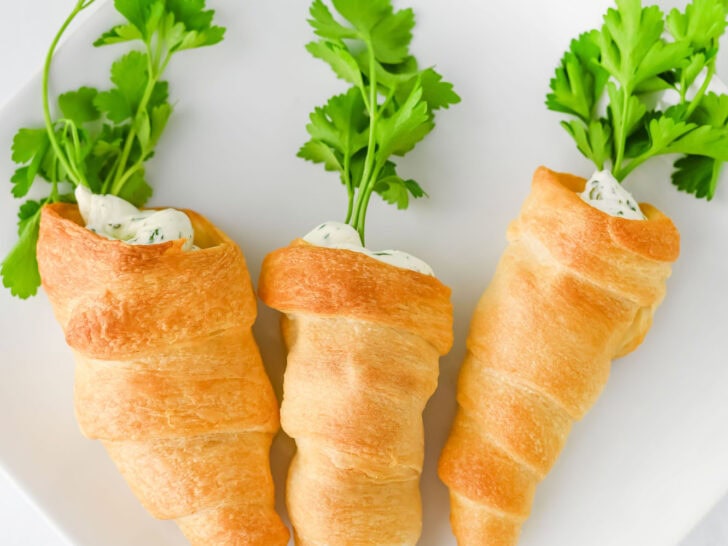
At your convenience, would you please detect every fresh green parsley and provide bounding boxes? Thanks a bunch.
[546,0,728,199]
[298,0,459,243]
[2,0,225,298]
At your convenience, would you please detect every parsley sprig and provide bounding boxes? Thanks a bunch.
[547,0,728,199]
[2,0,225,298]
[298,0,459,243]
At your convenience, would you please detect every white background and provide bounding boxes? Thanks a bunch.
[0,1,727,545]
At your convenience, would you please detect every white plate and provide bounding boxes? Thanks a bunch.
[1,1,727,545]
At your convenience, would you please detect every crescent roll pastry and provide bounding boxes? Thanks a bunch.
[36,203,289,546]
[438,167,680,545]
[258,240,453,546]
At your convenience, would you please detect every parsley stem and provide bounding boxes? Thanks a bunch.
[613,86,630,176]
[153,24,164,71]
[101,165,116,194]
[65,120,83,168]
[49,154,59,203]
[110,51,170,196]
[351,41,379,244]
[354,161,384,240]
[344,153,354,224]
[42,0,95,189]
[113,159,144,194]
[110,80,156,194]
[686,62,716,119]
[614,150,652,181]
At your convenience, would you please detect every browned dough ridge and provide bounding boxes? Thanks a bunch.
[37,203,289,546]
[438,166,680,545]
[259,240,453,546]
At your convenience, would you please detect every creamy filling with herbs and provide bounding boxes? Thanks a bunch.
[579,170,646,220]
[303,221,435,276]
[75,186,196,250]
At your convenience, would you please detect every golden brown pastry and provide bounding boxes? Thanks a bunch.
[36,202,289,546]
[258,240,453,545]
[438,166,680,545]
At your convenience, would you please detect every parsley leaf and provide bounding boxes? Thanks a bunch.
[11,128,48,164]
[95,51,148,122]
[300,0,459,242]
[394,67,460,115]
[309,0,358,40]
[94,89,132,123]
[332,0,391,34]
[116,168,153,205]
[2,0,225,298]
[373,162,428,211]
[17,200,45,237]
[546,31,608,123]
[375,83,432,159]
[671,154,721,199]
[306,41,363,88]
[111,0,157,38]
[1,204,43,299]
[369,7,414,64]
[301,89,368,162]
[58,87,100,125]
[692,91,728,127]
[376,176,410,210]
[10,129,50,198]
[167,0,216,30]
[546,0,728,200]
[667,0,727,51]
[560,119,613,171]
[298,140,344,174]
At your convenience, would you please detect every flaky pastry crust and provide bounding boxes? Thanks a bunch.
[259,240,453,546]
[37,203,289,546]
[438,166,680,545]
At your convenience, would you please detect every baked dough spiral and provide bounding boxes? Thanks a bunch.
[259,241,453,545]
[37,203,289,546]
[438,167,680,545]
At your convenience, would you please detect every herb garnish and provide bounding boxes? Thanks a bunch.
[298,0,459,244]
[2,0,225,298]
[546,0,728,198]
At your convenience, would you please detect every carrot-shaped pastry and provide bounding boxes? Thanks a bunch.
[38,199,288,545]
[258,1,459,544]
[439,0,728,543]
[2,2,287,544]
[439,166,680,545]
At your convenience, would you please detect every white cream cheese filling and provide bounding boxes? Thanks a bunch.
[75,186,196,250]
[579,170,646,220]
[303,221,435,276]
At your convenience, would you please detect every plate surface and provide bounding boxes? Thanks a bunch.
[1,1,727,545]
